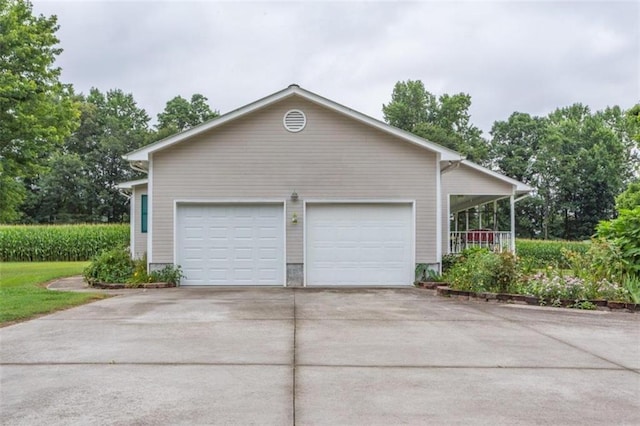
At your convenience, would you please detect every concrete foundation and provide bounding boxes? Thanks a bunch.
[286,263,303,287]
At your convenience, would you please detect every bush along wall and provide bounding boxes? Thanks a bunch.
[0,224,129,261]
[437,246,639,312]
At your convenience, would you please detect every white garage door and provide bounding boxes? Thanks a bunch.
[176,203,284,285]
[306,203,414,286]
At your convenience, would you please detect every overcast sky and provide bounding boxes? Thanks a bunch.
[33,0,639,134]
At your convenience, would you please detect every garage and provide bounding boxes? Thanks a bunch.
[176,203,285,285]
[305,203,414,286]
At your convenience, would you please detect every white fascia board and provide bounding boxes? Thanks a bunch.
[123,85,464,162]
[461,160,534,193]
[116,178,149,190]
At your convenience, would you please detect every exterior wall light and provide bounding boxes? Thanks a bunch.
[290,191,299,202]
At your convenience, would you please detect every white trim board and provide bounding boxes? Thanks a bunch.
[146,155,153,267]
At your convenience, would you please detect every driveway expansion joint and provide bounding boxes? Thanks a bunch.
[292,287,298,426]
[1,362,291,367]
[468,305,640,375]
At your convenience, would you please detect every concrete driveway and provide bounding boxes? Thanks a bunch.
[1,288,638,425]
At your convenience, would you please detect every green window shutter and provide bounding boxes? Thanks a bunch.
[141,194,148,233]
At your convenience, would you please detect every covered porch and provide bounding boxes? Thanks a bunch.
[448,194,516,254]
[439,160,533,259]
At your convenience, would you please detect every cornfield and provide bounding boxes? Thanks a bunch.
[0,224,130,261]
[516,239,590,268]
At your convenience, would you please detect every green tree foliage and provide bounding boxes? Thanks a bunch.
[490,112,549,237]
[157,93,219,133]
[21,153,91,223]
[382,80,487,162]
[24,89,150,222]
[491,104,638,240]
[596,207,640,276]
[615,181,640,211]
[626,104,640,144]
[0,0,79,222]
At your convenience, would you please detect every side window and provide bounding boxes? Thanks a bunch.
[141,194,148,233]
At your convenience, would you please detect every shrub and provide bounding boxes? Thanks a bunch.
[0,224,129,261]
[149,265,184,285]
[596,207,640,276]
[128,254,150,286]
[441,253,462,273]
[563,239,627,284]
[83,247,134,285]
[516,239,589,269]
[494,252,518,294]
[622,275,640,304]
[445,249,518,293]
[415,263,429,281]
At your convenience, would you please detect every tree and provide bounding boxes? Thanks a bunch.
[21,152,91,222]
[24,88,151,222]
[79,89,151,222]
[157,93,219,133]
[490,113,549,237]
[489,104,637,240]
[382,80,432,132]
[625,103,640,145]
[382,80,488,162]
[0,0,79,221]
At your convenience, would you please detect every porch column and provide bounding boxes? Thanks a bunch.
[510,195,516,252]
[493,201,498,231]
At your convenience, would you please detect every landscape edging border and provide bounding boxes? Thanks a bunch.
[90,282,176,289]
[415,282,639,313]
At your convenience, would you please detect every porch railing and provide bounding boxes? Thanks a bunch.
[449,230,513,254]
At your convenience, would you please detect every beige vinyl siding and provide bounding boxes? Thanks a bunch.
[151,95,438,265]
[441,164,514,255]
[132,184,148,259]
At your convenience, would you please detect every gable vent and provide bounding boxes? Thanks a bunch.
[283,109,306,132]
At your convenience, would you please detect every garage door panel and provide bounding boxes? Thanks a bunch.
[208,226,228,238]
[259,248,278,260]
[307,204,413,286]
[177,204,284,286]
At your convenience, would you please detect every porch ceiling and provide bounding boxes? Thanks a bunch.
[449,194,509,214]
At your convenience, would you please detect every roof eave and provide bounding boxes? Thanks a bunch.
[123,85,464,162]
[461,160,533,193]
[116,178,149,190]
[124,87,297,161]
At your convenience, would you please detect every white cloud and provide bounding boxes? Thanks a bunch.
[33,0,639,133]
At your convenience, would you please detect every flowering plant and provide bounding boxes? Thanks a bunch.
[525,271,585,300]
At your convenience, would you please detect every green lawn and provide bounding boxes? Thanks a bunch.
[0,262,107,325]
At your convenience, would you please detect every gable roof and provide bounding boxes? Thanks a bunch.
[461,160,533,194]
[124,84,464,162]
